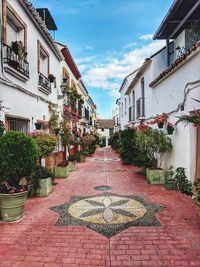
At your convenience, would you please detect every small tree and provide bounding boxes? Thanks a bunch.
[29,132,57,167]
[173,167,193,196]
[145,129,172,169]
[0,131,38,192]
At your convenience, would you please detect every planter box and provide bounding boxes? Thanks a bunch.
[54,166,69,178]
[37,177,52,197]
[164,179,175,190]
[79,155,86,163]
[0,191,28,222]
[146,168,165,184]
[194,200,200,218]
[68,161,76,171]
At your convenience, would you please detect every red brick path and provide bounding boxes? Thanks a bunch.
[0,147,200,267]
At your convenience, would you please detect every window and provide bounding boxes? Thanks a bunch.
[136,78,145,118]
[6,115,29,134]
[102,128,104,132]
[62,67,69,85]
[125,98,127,114]
[38,40,51,93]
[122,102,123,116]
[129,91,135,122]
[2,2,29,79]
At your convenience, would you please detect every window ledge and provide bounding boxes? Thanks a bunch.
[4,63,29,82]
[38,85,51,95]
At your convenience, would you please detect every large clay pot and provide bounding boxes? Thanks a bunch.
[0,191,28,222]
[146,168,165,184]
[54,166,69,178]
[37,178,52,197]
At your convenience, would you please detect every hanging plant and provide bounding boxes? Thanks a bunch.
[167,122,174,135]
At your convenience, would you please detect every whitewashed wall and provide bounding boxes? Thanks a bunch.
[1,1,62,128]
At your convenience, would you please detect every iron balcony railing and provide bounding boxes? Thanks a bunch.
[4,45,29,77]
[85,108,90,121]
[38,72,51,93]
[129,106,135,122]
[136,97,145,118]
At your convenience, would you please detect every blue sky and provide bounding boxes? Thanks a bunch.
[32,0,173,118]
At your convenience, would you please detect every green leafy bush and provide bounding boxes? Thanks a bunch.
[28,166,55,195]
[120,129,137,164]
[0,131,38,193]
[173,167,193,196]
[110,132,120,150]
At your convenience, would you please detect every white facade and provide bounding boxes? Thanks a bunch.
[0,0,96,137]
[112,105,119,132]
[118,22,200,181]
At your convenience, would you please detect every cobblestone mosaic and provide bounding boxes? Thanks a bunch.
[51,193,164,237]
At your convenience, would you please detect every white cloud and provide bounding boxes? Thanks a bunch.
[139,34,153,41]
[124,42,137,50]
[85,45,94,51]
[78,37,165,97]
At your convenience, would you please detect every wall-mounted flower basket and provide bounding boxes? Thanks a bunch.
[167,122,174,135]
[35,122,42,130]
[167,128,174,135]
[48,74,55,83]
[157,122,164,128]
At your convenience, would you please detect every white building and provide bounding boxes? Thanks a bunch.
[97,119,114,146]
[0,0,96,137]
[118,0,200,181]
[112,104,120,132]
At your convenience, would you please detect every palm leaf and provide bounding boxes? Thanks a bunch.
[177,113,200,126]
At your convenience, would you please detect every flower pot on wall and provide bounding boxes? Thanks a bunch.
[54,166,69,178]
[157,122,164,128]
[0,191,28,222]
[167,128,174,135]
[37,178,52,197]
[146,168,165,184]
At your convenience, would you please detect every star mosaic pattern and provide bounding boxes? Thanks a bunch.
[51,193,164,238]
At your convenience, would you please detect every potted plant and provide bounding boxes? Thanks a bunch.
[152,113,168,128]
[54,160,69,178]
[78,151,89,163]
[10,41,27,60]
[120,129,138,164]
[193,178,200,218]
[167,122,174,135]
[145,129,172,184]
[164,165,175,189]
[0,132,38,221]
[173,167,193,196]
[48,74,55,83]
[0,120,5,137]
[29,132,57,197]
[68,154,77,171]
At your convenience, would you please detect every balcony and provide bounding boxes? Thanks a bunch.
[129,106,135,122]
[136,97,145,119]
[38,72,51,94]
[3,45,29,81]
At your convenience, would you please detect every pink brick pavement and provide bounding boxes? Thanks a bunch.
[0,147,200,267]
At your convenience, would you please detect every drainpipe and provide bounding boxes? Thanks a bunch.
[166,39,170,66]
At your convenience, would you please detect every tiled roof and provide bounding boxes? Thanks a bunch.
[22,1,62,60]
[98,119,114,129]
[149,42,200,88]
